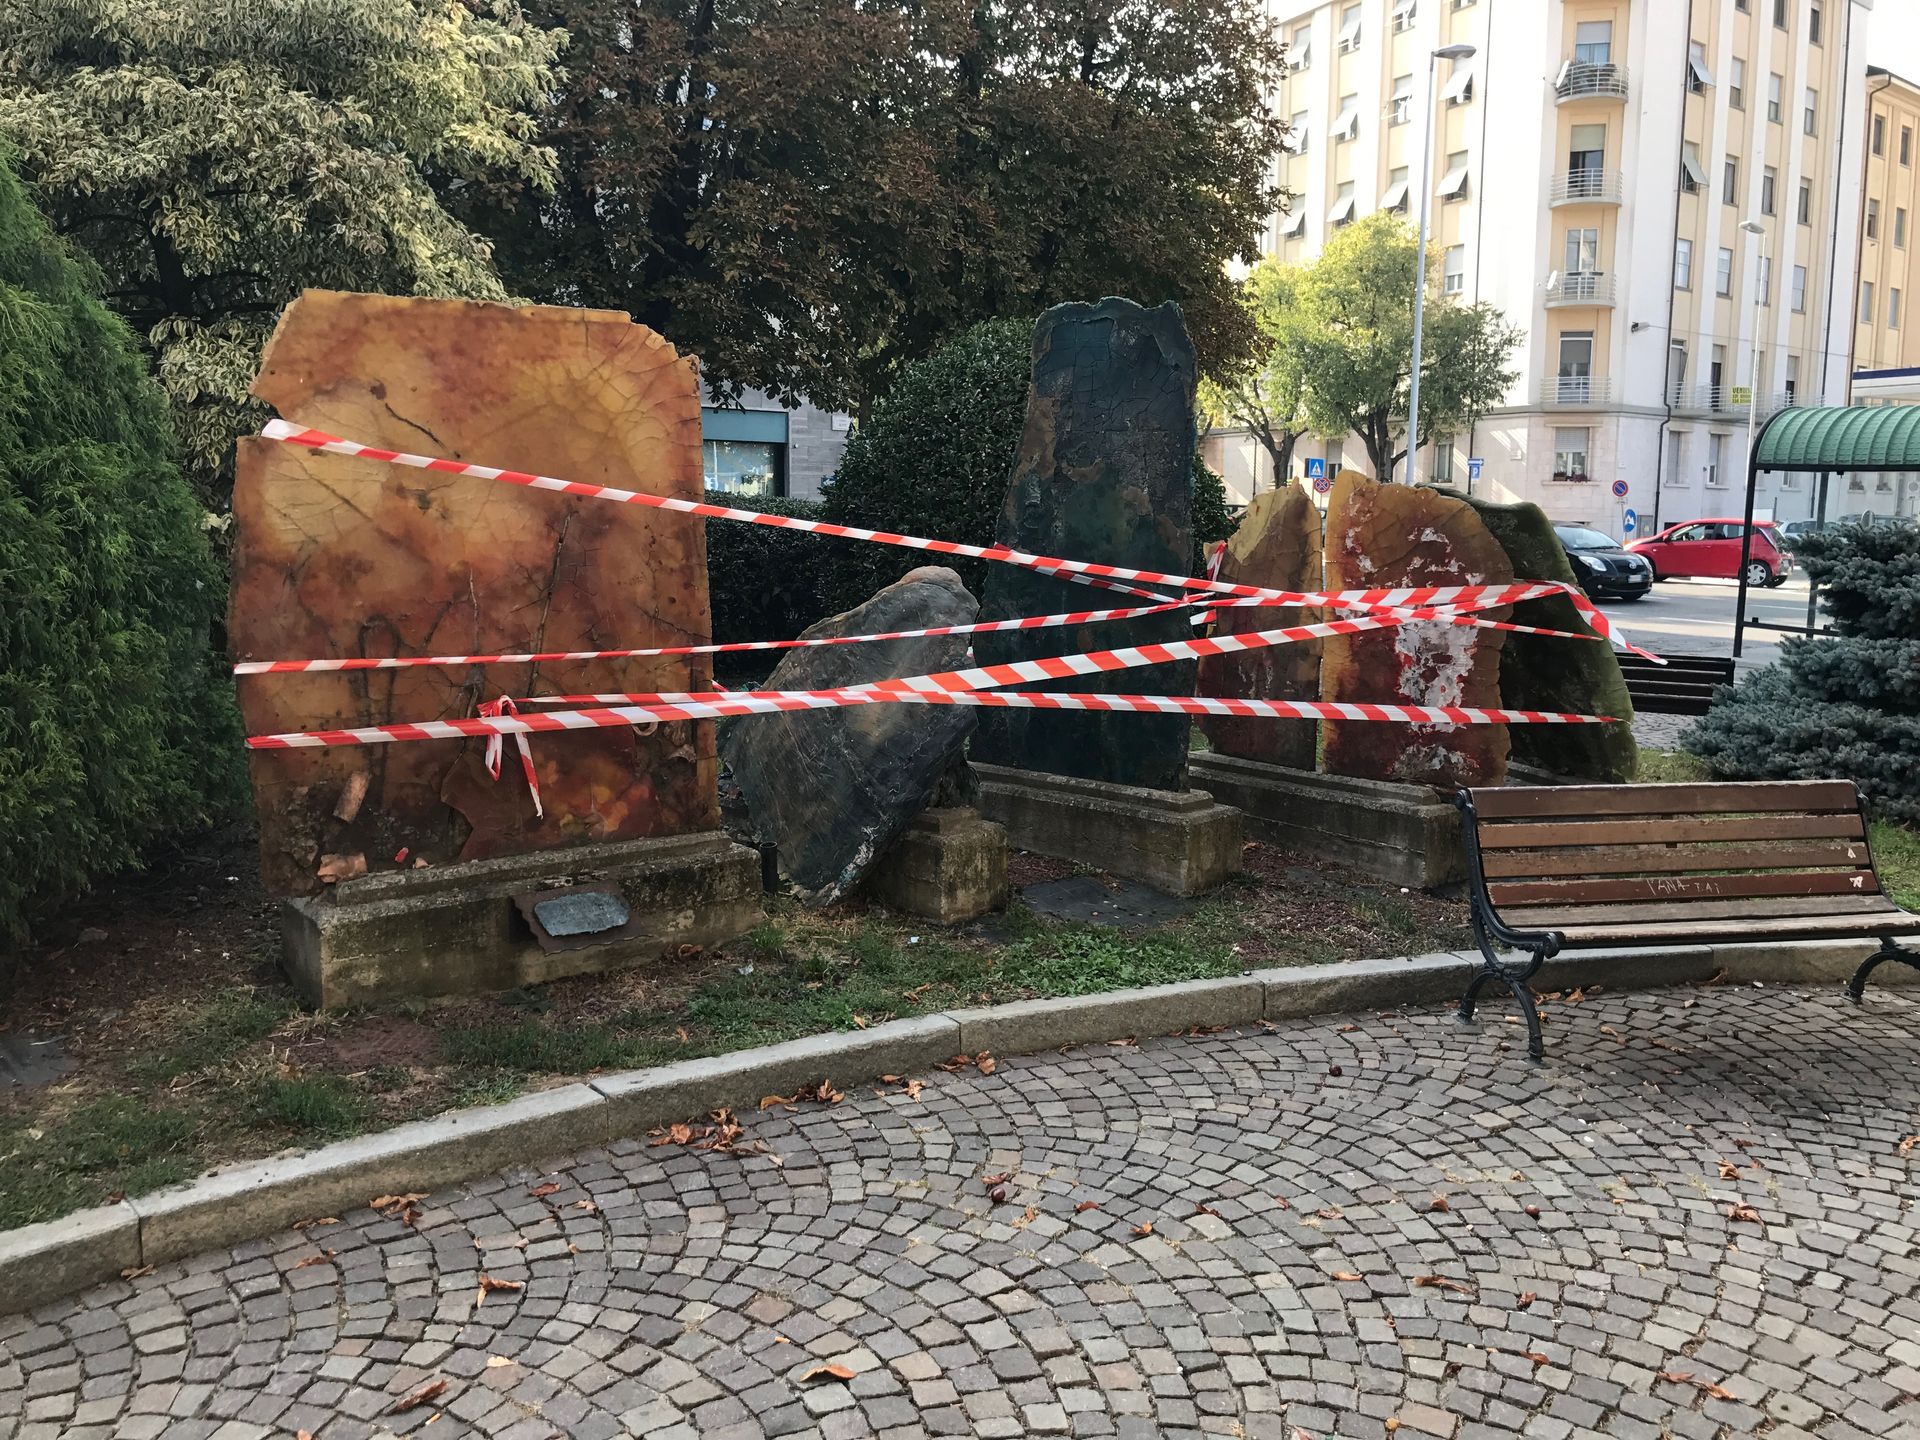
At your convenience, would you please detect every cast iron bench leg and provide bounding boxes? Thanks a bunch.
[1459,916,1550,1063]
[1848,938,1920,1003]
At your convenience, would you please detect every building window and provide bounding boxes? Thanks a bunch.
[1792,263,1807,312]
[1338,3,1361,54]
[1906,127,1914,166]
[1730,58,1746,110]
[1688,43,1713,94]
[1382,166,1410,213]
[1786,355,1800,404]
[1675,237,1694,290]
[1717,247,1734,297]
[1451,0,1474,8]
[1873,115,1886,156]
[1574,21,1612,66]
[1899,208,1909,248]
[1433,435,1455,483]
[1329,181,1357,228]
[1390,74,1413,127]
[1289,110,1309,154]
[1723,157,1739,207]
[1762,167,1777,216]
[1895,289,1904,329]
[1565,227,1599,275]
[1443,61,1475,107]
[1799,178,1813,225]
[1557,332,1594,402]
[1290,22,1311,70]
[703,440,783,497]
[1334,94,1360,142]
[1444,244,1466,294]
[1804,88,1818,136]
[1393,0,1417,34]
[1708,433,1726,488]
[1863,280,1875,321]
[1681,142,1707,193]
[1810,2,1823,43]
[1767,73,1783,124]
[1438,150,1471,202]
[1667,341,1689,404]
[1773,0,1787,27]
[1736,0,1748,9]
[1711,345,1727,407]
[1553,428,1591,482]
[1868,199,1881,240]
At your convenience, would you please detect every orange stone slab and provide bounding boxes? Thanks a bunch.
[230,291,718,897]
[1320,471,1512,789]
[1196,485,1321,767]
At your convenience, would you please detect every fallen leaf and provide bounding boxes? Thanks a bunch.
[292,1216,339,1231]
[478,1275,524,1296]
[1428,1195,1450,1213]
[485,1356,515,1369]
[1132,1222,1154,1237]
[1075,1201,1101,1213]
[371,1192,427,1227]
[982,1172,1012,1186]
[1338,1023,1358,1033]
[1563,987,1585,1004]
[1413,1275,1473,1295]
[800,1364,857,1384]
[1733,1137,1753,1149]
[879,1075,901,1084]
[903,1079,924,1100]
[292,1250,337,1269]
[675,1027,690,1044]
[759,1094,794,1110]
[317,852,367,884]
[851,1014,869,1029]
[389,1379,448,1413]
[1899,1134,1917,1156]
[1273,1196,1291,1210]
[1518,1291,1538,1308]
[298,1431,315,1440]
[1315,1207,1342,1220]
[1525,1351,1551,1367]
[1331,1271,1363,1282]
[574,1200,599,1214]
[1660,1370,1736,1400]
[1717,1159,1741,1180]
[1013,1205,1039,1227]
[1728,1203,1761,1224]
[1194,1203,1220,1217]
[119,1264,154,1280]
[1385,1419,1401,1433]
[528,1182,561,1199]
[1107,1036,1139,1047]
[976,1052,997,1075]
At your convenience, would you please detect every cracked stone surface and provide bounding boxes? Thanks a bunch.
[230,290,719,897]
[4,983,1918,1438]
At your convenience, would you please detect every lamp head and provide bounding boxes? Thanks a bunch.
[1740,220,1766,235]
[1434,43,1476,60]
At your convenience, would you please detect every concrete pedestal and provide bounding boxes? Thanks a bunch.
[282,832,763,1008]
[972,764,1242,897]
[1187,754,1463,889]
[861,808,1009,924]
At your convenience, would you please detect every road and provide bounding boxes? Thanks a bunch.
[5,984,1918,1440]
[1592,572,1820,670]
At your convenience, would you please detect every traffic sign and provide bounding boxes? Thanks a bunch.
[1467,457,1484,482]
[1622,507,1638,535]
[1312,472,1334,494]
[1305,457,1327,480]
[1611,478,1630,499]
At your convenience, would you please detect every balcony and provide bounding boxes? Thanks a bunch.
[1549,169,1625,206]
[1555,61,1630,104]
[1670,385,1801,417]
[1540,376,1613,407]
[1544,271,1616,308]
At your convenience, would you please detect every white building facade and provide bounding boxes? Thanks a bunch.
[1235,0,1873,539]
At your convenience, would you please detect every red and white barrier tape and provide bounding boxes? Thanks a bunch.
[257,421,1654,659]
[248,688,1615,751]
[477,697,543,818]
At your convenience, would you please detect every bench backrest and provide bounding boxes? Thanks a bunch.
[1460,780,1884,917]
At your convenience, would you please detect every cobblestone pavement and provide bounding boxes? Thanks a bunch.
[5,984,1919,1440]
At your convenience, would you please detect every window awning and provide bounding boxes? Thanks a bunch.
[1436,164,1469,199]
[1753,404,1920,471]
[1442,66,1474,103]
[1681,149,1708,186]
[1337,11,1361,47]
[1288,118,1309,152]
[1278,209,1307,237]
[1290,35,1310,69]
[1687,51,1714,88]
[1393,0,1416,18]
[1327,193,1356,225]
[1380,178,1410,212]
[1333,99,1360,140]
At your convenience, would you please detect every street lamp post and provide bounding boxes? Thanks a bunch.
[1740,219,1768,471]
[1403,43,1477,484]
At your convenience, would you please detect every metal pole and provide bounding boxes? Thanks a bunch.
[1746,233,1765,485]
[1403,50,1440,485]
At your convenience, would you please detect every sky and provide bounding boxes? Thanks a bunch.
[1868,3,1920,79]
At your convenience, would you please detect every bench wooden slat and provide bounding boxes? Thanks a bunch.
[1501,892,1898,929]
[1479,839,1873,879]
[1476,812,1865,849]
[1488,869,1881,907]
[1549,912,1920,946]
[1468,780,1860,820]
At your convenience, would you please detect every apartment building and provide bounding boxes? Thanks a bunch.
[1233,0,1871,537]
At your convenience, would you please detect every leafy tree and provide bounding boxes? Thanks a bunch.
[1200,257,1310,492]
[466,0,1286,418]
[0,153,239,948]
[1686,522,1920,823]
[1289,213,1519,482]
[0,0,564,506]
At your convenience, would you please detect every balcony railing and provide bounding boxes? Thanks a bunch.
[1670,385,1802,417]
[1549,169,1625,206]
[1544,271,1616,307]
[1540,376,1612,406]
[1555,61,1630,103]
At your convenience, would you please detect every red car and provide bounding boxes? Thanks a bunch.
[1626,518,1792,588]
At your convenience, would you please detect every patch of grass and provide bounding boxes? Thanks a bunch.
[438,1020,643,1074]
[1350,893,1423,940]
[255,1075,373,1141]
[1871,822,1920,911]
[996,925,1239,997]
[126,989,296,1084]
[0,1098,200,1229]
[1635,747,1711,784]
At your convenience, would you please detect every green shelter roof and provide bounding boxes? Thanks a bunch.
[1753,404,1920,471]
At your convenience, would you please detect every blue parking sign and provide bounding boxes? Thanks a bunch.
[1467,457,1484,482]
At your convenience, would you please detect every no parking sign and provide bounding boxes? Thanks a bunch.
[1611,478,1630,499]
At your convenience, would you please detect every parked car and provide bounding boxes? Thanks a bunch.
[1626,518,1791,588]
[1552,524,1654,601]
[1777,517,1825,548]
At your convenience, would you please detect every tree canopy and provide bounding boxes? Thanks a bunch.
[466,0,1286,417]
[1199,256,1310,493]
[0,0,565,505]
[1279,212,1520,481]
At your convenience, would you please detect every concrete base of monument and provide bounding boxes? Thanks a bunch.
[281,832,764,1008]
[861,807,1010,924]
[972,764,1243,897]
[1186,754,1465,890]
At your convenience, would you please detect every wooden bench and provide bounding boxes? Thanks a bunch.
[1453,779,1920,1060]
[1616,653,1737,716]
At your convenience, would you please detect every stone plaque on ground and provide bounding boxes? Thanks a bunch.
[971,298,1199,791]
[1320,471,1513,789]
[1196,485,1322,767]
[1451,490,1638,783]
[229,291,719,897]
[721,567,980,904]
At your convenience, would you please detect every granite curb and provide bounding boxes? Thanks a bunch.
[0,938,1904,1314]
